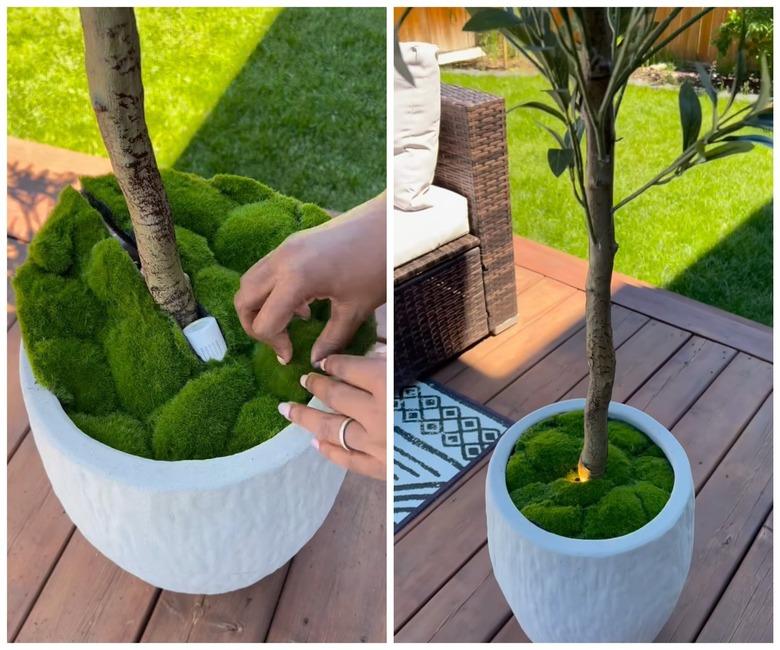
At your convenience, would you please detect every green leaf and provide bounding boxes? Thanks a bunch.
[508,101,566,124]
[544,88,571,111]
[678,81,702,151]
[547,148,573,177]
[695,63,717,129]
[463,8,523,32]
[563,117,584,150]
[755,55,771,112]
[702,141,754,162]
[536,122,566,149]
[722,134,773,149]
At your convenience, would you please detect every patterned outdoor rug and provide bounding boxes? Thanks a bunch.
[394,381,511,531]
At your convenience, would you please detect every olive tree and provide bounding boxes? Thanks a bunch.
[462,8,772,478]
[81,7,197,327]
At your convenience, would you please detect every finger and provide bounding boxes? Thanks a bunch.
[321,355,384,394]
[293,302,311,320]
[310,306,364,365]
[313,440,386,481]
[301,372,372,419]
[251,287,304,362]
[280,401,370,453]
[234,281,272,338]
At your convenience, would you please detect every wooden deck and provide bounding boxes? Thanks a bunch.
[7,138,386,643]
[394,236,773,643]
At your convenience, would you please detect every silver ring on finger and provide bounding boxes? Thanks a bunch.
[338,416,355,452]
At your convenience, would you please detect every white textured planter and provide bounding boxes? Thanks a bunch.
[486,399,694,642]
[20,346,345,594]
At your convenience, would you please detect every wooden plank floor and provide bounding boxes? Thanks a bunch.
[395,237,773,643]
[6,138,386,643]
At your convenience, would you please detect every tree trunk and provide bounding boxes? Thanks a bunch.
[579,9,617,479]
[80,8,197,328]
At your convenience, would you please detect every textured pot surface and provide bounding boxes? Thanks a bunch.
[486,399,694,642]
[20,346,345,594]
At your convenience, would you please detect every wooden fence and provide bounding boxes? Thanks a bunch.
[396,7,735,64]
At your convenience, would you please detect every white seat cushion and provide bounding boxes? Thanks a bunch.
[394,185,470,268]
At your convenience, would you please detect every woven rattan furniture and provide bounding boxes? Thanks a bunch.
[395,83,517,389]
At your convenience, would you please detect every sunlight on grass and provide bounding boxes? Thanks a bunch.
[7,7,279,166]
[443,71,772,324]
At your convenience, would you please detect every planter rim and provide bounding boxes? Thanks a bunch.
[20,343,316,492]
[487,398,693,557]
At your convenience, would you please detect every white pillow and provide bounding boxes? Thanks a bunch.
[394,42,440,211]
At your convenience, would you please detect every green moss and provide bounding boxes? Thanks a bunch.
[345,316,378,356]
[299,202,331,230]
[225,394,287,455]
[153,362,254,460]
[634,456,675,492]
[608,419,650,455]
[213,201,297,273]
[253,319,325,402]
[30,338,117,414]
[522,503,583,538]
[80,174,133,234]
[210,174,277,204]
[193,265,252,353]
[161,168,238,241]
[69,411,153,458]
[505,410,673,539]
[175,226,216,277]
[634,481,669,520]
[13,263,105,345]
[104,311,198,419]
[29,187,107,275]
[84,238,155,317]
[16,170,373,461]
[582,486,647,539]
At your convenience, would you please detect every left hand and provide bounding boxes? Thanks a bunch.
[278,354,386,481]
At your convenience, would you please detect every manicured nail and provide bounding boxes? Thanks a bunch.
[299,374,309,389]
[277,355,288,366]
[310,438,320,451]
[278,402,291,420]
[319,357,328,373]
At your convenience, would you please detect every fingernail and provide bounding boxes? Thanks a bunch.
[277,355,288,366]
[319,357,328,373]
[310,438,320,451]
[299,374,309,389]
[278,402,291,419]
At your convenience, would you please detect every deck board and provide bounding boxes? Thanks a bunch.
[6,139,386,643]
[396,237,773,643]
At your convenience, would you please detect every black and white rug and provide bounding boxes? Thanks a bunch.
[393,381,511,530]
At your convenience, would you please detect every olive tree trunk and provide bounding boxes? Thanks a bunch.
[579,9,617,478]
[80,7,197,328]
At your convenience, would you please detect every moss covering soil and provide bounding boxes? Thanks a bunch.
[506,411,674,540]
[14,169,373,461]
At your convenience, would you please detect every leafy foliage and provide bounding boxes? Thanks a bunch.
[713,8,773,71]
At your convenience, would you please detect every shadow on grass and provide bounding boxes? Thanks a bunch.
[173,7,386,212]
[665,201,773,327]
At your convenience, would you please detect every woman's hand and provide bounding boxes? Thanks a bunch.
[234,192,386,366]
[278,354,386,481]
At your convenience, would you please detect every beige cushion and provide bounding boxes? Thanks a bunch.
[394,185,470,268]
[394,42,440,211]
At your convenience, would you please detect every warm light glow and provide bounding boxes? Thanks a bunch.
[577,459,591,483]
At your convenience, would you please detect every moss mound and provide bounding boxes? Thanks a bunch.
[13,171,376,460]
[213,201,297,273]
[506,411,674,540]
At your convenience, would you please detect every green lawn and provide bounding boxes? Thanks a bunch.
[443,71,773,325]
[8,7,385,211]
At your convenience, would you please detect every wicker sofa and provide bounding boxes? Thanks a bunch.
[394,83,517,389]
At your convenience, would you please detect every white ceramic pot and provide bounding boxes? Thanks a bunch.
[486,399,694,642]
[20,346,345,594]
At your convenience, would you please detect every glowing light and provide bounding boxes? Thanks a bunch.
[577,459,591,483]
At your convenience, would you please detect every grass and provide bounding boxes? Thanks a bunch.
[442,71,773,325]
[7,7,386,211]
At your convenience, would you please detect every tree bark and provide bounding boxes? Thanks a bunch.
[579,9,617,478]
[80,8,197,327]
